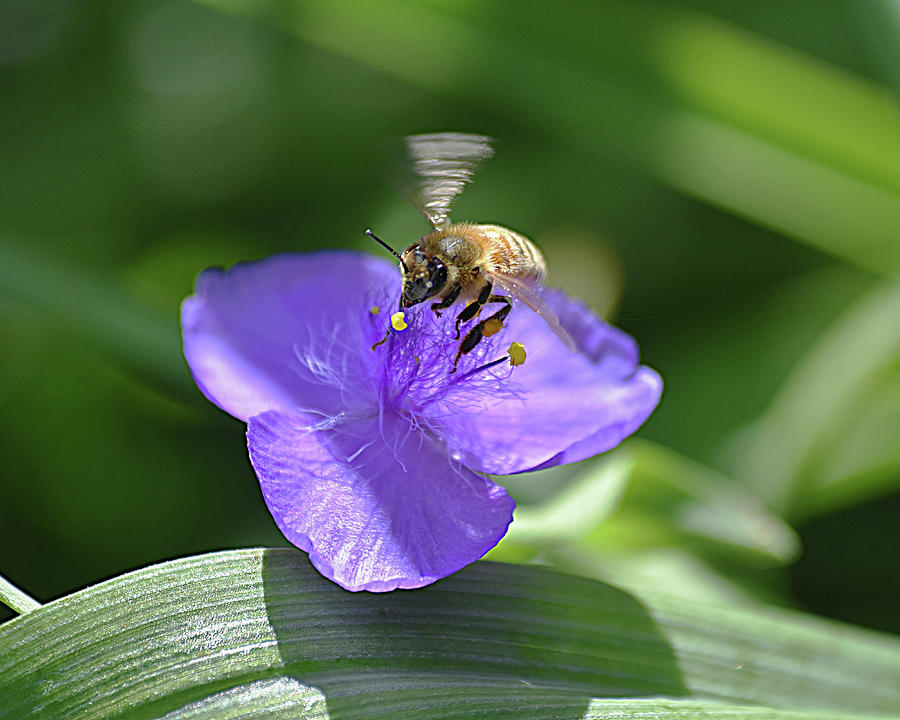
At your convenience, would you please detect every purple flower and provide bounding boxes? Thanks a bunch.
[181,251,661,592]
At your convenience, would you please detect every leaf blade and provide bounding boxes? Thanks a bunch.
[1,550,898,719]
[0,574,41,616]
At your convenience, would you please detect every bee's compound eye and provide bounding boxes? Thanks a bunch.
[428,259,447,292]
[402,256,447,305]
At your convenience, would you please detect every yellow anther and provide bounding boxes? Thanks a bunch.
[482,317,503,337]
[508,342,526,367]
[369,305,380,315]
[391,311,408,331]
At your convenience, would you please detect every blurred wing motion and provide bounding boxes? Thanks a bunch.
[491,274,577,351]
[406,132,494,228]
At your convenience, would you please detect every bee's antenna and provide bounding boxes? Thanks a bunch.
[366,228,409,273]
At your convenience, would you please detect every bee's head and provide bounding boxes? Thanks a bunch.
[364,230,448,308]
[400,246,448,307]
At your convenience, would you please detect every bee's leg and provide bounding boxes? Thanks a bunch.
[430,284,461,317]
[454,302,481,340]
[451,296,513,373]
[481,296,513,336]
[453,282,493,339]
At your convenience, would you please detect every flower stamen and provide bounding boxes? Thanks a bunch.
[391,311,408,331]
[458,355,510,381]
[372,310,410,350]
[508,342,526,366]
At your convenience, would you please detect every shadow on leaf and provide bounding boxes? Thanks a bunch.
[261,548,687,718]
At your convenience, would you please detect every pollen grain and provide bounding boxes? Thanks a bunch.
[391,311,408,331]
[482,317,504,337]
[508,342,526,366]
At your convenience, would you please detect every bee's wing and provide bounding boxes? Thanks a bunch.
[491,274,577,351]
[405,133,494,228]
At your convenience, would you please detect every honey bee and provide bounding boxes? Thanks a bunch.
[369,132,574,371]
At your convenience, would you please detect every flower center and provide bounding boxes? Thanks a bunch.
[366,300,525,416]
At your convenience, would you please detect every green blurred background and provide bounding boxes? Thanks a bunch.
[1,0,898,632]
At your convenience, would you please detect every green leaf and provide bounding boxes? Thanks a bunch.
[0,574,40,616]
[494,440,798,567]
[492,441,800,606]
[582,699,888,720]
[620,441,799,563]
[495,451,634,545]
[734,275,900,519]
[1,549,898,719]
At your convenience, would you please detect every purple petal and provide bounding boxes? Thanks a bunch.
[247,410,515,592]
[181,252,397,422]
[426,289,662,474]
